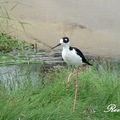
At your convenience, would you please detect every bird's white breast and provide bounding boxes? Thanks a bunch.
[62,48,82,66]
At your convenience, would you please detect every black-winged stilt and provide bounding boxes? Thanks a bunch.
[52,37,92,110]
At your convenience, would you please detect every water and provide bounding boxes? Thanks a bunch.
[1,0,120,58]
[0,63,42,91]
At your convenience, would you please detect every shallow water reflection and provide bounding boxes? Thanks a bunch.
[0,63,42,91]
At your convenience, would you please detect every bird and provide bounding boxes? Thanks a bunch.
[52,37,92,111]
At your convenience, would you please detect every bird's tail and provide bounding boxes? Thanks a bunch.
[85,60,92,66]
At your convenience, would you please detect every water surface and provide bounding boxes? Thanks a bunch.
[0,63,42,91]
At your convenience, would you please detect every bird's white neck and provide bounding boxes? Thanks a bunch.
[62,45,70,50]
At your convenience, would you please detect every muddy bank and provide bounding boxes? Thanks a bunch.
[22,20,120,59]
[1,0,120,59]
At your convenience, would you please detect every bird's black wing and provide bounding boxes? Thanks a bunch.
[71,46,92,66]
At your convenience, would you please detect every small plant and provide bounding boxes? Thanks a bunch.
[0,2,31,34]
[0,2,32,53]
[0,33,34,53]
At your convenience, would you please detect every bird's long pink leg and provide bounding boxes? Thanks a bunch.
[68,71,77,84]
[68,65,86,84]
[73,67,79,111]
[68,65,87,111]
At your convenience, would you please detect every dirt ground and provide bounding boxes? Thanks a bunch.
[2,0,120,58]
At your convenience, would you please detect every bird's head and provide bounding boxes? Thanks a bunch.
[52,37,70,49]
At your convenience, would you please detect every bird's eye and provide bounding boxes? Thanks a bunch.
[64,38,69,43]
[62,37,69,43]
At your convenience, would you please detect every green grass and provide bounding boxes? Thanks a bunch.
[0,64,120,120]
[0,33,34,53]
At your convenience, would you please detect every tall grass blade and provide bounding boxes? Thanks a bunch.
[10,3,19,11]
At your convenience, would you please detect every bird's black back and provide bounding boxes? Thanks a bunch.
[69,46,92,66]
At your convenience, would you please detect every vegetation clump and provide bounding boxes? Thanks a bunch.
[0,33,33,53]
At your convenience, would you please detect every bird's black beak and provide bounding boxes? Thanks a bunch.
[52,43,61,49]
